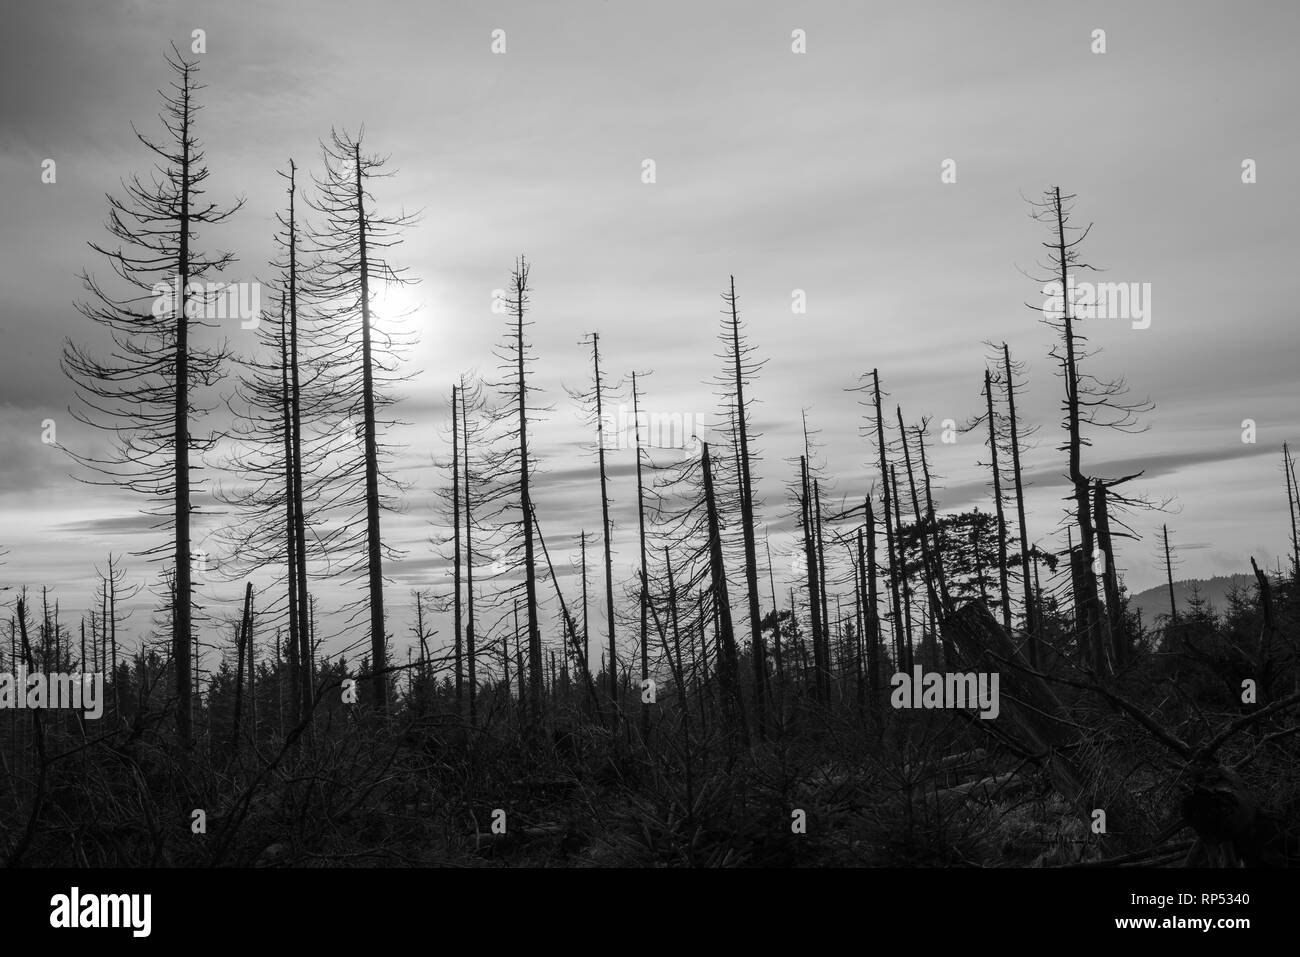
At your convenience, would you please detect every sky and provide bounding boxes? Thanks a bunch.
[1,0,1297,672]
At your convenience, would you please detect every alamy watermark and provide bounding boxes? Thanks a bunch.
[151,275,261,329]
[50,888,151,937]
[890,666,1000,719]
[0,668,105,719]
[600,404,705,456]
[1042,278,1151,330]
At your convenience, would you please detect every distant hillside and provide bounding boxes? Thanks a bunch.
[1128,574,1257,623]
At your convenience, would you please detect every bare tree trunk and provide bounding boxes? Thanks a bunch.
[415,593,429,684]
[855,528,868,710]
[666,547,689,725]
[694,591,708,734]
[897,413,945,648]
[891,464,913,672]
[765,530,784,689]
[462,377,478,724]
[515,637,526,713]
[1163,524,1178,622]
[1284,443,1300,580]
[914,424,954,646]
[531,501,600,715]
[583,334,619,719]
[286,163,311,728]
[508,264,544,732]
[278,299,302,725]
[864,496,882,703]
[231,583,253,752]
[723,277,768,739]
[984,370,1013,636]
[701,444,749,746]
[1032,551,1044,648]
[1093,480,1127,667]
[1003,343,1037,666]
[580,531,590,677]
[452,383,464,714]
[800,457,827,705]
[1050,187,1108,674]
[108,559,119,720]
[871,370,904,670]
[814,477,832,702]
[248,611,256,743]
[353,144,388,711]
[173,74,194,750]
[501,626,511,713]
[632,372,650,739]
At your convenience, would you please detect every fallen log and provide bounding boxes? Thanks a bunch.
[940,601,1129,852]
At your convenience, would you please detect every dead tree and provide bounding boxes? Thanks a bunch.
[664,547,690,725]
[700,443,749,746]
[1162,524,1179,622]
[487,257,546,730]
[1030,187,1152,675]
[462,374,487,724]
[764,529,785,688]
[61,47,242,747]
[280,160,313,724]
[713,277,769,738]
[914,422,955,648]
[858,370,904,671]
[890,463,913,672]
[631,372,652,738]
[814,477,833,697]
[799,456,828,704]
[571,332,621,716]
[863,496,883,700]
[308,128,418,711]
[451,382,464,711]
[1283,443,1299,580]
[1001,343,1038,665]
[981,372,1014,635]
[92,555,136,721]
[231,583,254,752]
[897,412,947,641]
[1092,480,1128,667]
[530,502,600,715]
[578,531,591,684]
[217,160,330,731]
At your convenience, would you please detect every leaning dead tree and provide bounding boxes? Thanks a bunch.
[61,46,242,748]
[700,443,749,747]
[1160,524,1181,622]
